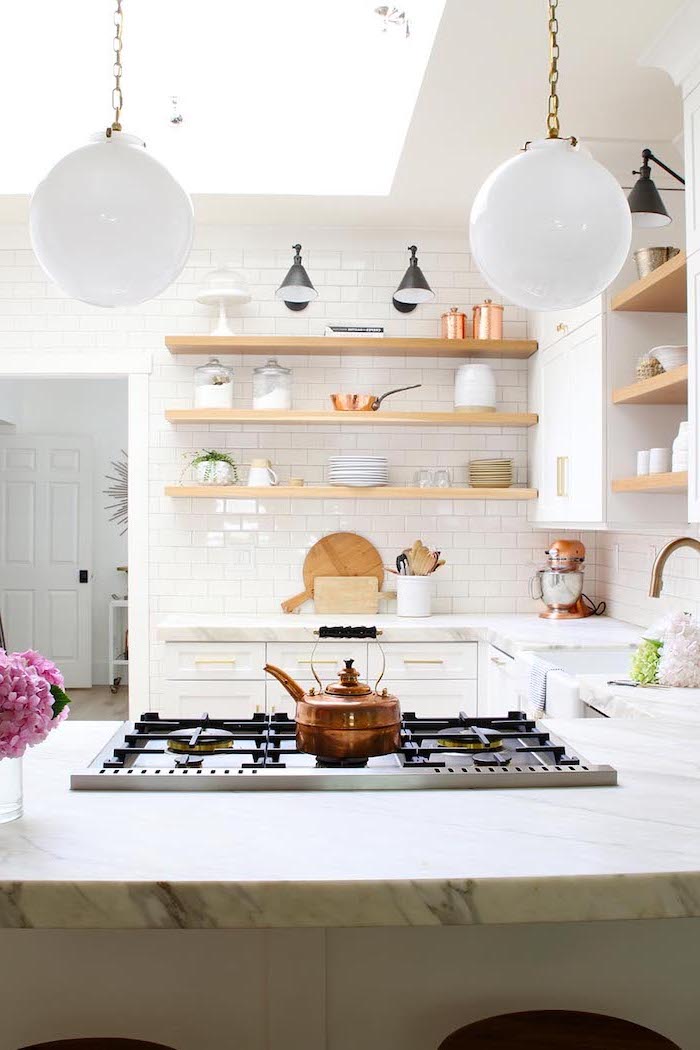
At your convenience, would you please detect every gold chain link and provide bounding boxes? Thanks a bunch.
[109,0,124,134]
[546,0,560,138]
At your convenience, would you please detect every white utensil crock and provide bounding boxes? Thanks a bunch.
[396,575,433,617]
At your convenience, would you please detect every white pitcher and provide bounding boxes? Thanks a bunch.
[247,458,278,486]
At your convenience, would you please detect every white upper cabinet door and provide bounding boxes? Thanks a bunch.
[530,296,603,354]
[529,316,604,525]
[684,79,700,260]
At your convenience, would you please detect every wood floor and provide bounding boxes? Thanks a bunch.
[68,685,128,721]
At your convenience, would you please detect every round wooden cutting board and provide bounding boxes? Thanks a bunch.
[281,532,384,613]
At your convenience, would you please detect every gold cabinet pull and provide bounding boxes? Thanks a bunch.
[297,658,338,664]
[556,455,569,498]
[556,322,569,333]
[402,658,444,664]
[194,657,237,665]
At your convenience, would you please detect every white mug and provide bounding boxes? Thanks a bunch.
[636,450,650,476]
[247,458,278,487]
[649,447,671,475]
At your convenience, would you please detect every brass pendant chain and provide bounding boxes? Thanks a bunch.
[107,0,124,136]
[546,0,560,138]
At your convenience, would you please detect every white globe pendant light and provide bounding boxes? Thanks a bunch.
[29,1,193,308]
[469,1,631,312]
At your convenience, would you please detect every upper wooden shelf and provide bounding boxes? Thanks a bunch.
[612,365,688,405]
[165,335,538,359]
[611,251,687,313]
[611,471,688,494]
[165,485,538,501]
[165,408,538,428]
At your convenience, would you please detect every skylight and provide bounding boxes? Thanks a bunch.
[2,0,446,196]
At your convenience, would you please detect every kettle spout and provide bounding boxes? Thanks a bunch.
[264,664,305,703]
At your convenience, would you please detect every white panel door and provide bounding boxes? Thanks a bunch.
[0,436,92,686]
[689,249,700,523]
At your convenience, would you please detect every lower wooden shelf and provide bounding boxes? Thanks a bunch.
[165,485,538,501]
[611,472,688,494]
[612,365,688,405]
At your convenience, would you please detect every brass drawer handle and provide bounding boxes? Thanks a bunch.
[193,657,237,665]
[556,455,569,498]
[402,658,445,664]
[490,657,507,666]
[556,322,569,332]
[297,658,338,664]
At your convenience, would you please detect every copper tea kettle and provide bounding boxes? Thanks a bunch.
[264,632,401,761]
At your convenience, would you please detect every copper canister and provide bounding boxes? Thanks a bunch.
[441,307,467,340]
[472,299,504,340]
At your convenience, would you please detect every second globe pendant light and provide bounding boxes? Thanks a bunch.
[469,0,631,312]
[29,0,194,308]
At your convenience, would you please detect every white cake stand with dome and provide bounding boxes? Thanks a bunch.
[196,266,251,336]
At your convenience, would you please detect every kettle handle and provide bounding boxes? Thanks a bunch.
[373,636,387,693]
[308,638,325,692]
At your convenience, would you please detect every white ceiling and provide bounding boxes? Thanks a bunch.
[0,0,686,227]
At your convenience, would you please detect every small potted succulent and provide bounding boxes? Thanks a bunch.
[0,649,72,823]
[186,449,239,486]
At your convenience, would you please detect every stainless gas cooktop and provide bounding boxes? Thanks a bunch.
[71,711,617,791]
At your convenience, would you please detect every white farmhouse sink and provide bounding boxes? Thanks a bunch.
[517,648,635,719]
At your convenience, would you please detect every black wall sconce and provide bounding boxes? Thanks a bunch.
[275,244,318,311]
[392,245,435,313]
[628,148,685,228]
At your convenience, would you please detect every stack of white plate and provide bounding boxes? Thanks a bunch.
[328,456,389,487]
[651,345,688,371]
[468,458,513,488]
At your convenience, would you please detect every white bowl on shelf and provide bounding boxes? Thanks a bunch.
[651,345,688,372]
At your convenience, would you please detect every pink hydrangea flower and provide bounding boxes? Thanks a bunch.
[0,649,70,760]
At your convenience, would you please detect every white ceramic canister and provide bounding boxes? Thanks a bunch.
[454,363,497,412]
[636,450,650,476]
[649,447,672,474]
[396,575,433,618]
[673,421,689,453]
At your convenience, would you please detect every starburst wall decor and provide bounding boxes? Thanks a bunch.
[104,451,128,535]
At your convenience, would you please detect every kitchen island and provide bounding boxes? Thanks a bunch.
[0,717,698,1049]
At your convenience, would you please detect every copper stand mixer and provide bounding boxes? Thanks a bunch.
[529,540,604,620]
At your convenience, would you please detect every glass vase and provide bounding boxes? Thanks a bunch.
[0,757,23,823]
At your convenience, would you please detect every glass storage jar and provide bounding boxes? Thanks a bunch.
[194,357,234,408]
[253,358,292,410]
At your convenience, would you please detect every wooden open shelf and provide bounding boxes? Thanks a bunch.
[165,485,538,501]
[611,251,687,312]
[165,335,538,359]
[166,408,537,428]
[611,471,688,494]
[612,365,688,405]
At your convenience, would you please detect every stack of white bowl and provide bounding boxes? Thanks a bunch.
[673,421,689,473]
[468,458,513,488]
[327,456,389,487]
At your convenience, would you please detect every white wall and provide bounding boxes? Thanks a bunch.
[0,377,128,684]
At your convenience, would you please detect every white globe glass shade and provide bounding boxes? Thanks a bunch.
[30,132,194,308]
[469,138,632,311]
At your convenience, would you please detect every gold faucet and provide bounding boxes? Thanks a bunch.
[649,537,700,597]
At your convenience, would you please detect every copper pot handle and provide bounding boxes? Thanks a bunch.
[372,384,422,410]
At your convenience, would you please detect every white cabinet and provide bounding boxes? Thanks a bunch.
[367,642,477,681]
[165,641,266,680]
[530,315,604,524]
[395,678,477,719]
[266,642,367,680]
[529,304,688,529]
[481,646,523,717]
[162,680,266,719]
[684,78,700,260]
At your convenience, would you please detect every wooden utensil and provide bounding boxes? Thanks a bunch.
[314,576,379,614]
[281,532,384,613]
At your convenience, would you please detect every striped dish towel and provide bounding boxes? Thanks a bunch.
[529,657,562,717]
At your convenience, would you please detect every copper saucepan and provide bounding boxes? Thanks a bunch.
[330,384,422,412]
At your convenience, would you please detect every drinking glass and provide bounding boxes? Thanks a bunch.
[414,469,434,488]
[433,469,452,488]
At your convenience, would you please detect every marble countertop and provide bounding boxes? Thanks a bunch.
[580,675,700,724]
[157,613,641,654]
[2,716,700,930]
